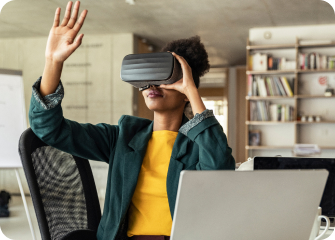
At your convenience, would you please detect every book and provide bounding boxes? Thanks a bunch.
[270,77,279,96]
[264,78,271,96]
[247,74,252,96]
[310,53,315,69]
[270,104,278,121]
[257,77,267,97]
[268,57,273,70]
[280,77,293,96]
[266,77,274,96]
[300,53,305,70]
[252,53,267,71]
[274,77,286,96]
[252,77,257,96]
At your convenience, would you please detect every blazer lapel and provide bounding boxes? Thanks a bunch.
[120,121,154,216]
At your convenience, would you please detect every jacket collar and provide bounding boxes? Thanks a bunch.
[128,113,190,159]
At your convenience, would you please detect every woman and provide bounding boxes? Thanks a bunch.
[28,1,235,240]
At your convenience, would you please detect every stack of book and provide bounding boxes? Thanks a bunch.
[247,75,294,97]
[249,53,296,71]
[250,101,294,122]
[298,52,335,70]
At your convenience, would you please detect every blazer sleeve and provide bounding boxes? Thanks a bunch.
[180,110,235,170]
[28,76,121,164]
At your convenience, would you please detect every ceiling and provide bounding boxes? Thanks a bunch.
[1,0,335,66]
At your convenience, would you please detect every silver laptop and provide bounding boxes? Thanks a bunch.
[170,170,328,240]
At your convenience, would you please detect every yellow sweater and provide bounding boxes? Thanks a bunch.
[127,130,178,237]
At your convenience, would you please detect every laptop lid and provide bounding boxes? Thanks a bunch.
[254,156,335,217]
[170,170,328,240]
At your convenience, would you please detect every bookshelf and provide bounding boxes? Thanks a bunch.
[245,37,335,159]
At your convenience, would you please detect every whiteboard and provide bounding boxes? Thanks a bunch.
[0,70,27,168]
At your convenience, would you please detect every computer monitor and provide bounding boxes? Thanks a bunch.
[254,156,335,217]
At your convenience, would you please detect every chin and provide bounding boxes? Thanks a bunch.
[145,103,166,112]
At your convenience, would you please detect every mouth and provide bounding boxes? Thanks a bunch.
[147,89,163,98]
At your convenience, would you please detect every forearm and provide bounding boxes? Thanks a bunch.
[40,59,63,97]
[185,87,206,115]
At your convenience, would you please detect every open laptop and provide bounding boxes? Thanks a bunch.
[253,156,335,218]
[170,170,328,240]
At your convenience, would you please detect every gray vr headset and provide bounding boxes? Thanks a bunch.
[120,52,183,91]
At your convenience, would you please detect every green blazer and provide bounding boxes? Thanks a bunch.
[29,92,235,240]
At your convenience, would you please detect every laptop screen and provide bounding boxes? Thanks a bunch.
[254,156,335,218]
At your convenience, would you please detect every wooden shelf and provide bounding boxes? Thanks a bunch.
[319,146,335,149]
[246,70,295,75]
[246,145,293,150]
[245,37,335,158]
[247,44,296,50]
[246,121,295,125]
[246,145,335,150]
[246,95,335,99]
[247,69,335,74]
[298,42,335,48]
[296,121,335,124]
[246,96,294,100]
[246,121,335,124]
[247,42,335,50]
[297,69,335,73]
[297,95,335,99]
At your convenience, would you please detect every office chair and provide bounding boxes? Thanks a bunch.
[18,128,101,240]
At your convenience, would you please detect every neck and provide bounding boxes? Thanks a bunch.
[153,108,184,132]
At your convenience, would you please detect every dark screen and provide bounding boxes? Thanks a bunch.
[254,157,335,217]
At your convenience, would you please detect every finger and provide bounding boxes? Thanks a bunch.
[53,7,61,27]
[172,52,191,71]
[159,84,174,90]
[72,9,88,33]
[69,33,84,52]
[60,1,73,26]
[67,1,80,28]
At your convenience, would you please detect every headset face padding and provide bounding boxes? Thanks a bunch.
[120,52,183,89]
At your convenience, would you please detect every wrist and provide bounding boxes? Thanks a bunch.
[45,57,64,66]
[184,85,198,98]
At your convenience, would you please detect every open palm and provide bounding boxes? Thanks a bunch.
[45,1,87,63]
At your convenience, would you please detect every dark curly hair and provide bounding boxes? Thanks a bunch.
[160,35,210,88]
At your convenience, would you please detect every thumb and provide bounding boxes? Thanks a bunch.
[69,34,84,52]
[160,84,174,89]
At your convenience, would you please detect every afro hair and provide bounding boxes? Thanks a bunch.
[160,35,210,88]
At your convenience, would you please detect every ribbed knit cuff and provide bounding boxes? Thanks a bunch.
[179,109,214,136]
[32,76,64,110]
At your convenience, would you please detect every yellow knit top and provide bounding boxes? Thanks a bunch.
[127,130,178,237]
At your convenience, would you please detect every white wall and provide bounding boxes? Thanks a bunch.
[249,24,335,45]
[0,33,135,196]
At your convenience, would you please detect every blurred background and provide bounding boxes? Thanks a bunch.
[1,0,335,239]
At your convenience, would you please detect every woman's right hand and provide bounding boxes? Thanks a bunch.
[45,1,87,63]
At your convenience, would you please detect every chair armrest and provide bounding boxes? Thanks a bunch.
[60,229,97,240]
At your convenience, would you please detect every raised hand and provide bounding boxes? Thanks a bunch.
[159,52,197,96]
[160,52,206,115]
[39,1,87,97]
[45,1,87,63]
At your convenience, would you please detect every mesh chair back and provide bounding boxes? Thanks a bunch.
[18,128,101,240]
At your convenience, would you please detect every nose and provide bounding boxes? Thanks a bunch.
[150,84,160,89]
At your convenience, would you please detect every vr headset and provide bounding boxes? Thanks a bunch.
[120,52,183,91]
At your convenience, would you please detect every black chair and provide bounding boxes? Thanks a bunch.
[18,128,101,240]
